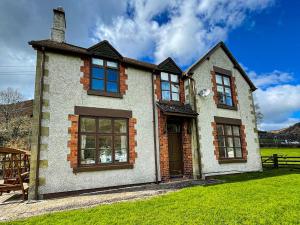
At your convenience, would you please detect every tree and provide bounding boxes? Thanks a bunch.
[254,103,264,128]
[0,88,32,148]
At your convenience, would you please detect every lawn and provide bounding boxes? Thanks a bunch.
[2,169,300,225]
[260,147,300,156]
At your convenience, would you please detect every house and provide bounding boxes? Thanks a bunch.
[28,7,262,200]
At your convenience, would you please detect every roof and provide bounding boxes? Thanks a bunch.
[158,57,182,75]
[29,39,158,71]
[156,102,198,118]
[0,99,33,117]
[186,41,257,91]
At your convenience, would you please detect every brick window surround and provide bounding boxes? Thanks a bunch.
[80,57,128,98]
[212,116,247,164]
[211,66,238,110]
[67,106,137,173]
[158,110,193,181]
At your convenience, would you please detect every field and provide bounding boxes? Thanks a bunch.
[260,147,300,156]
[2,169,300,225]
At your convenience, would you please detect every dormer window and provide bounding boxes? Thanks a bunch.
[91,58,119,93]
[161,72,179,101]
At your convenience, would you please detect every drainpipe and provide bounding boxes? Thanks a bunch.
[151,71,159,184]
[34,47,45,199]
[190,77,202,179]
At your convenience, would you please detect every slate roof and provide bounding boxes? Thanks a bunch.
[186,41,257,91]
[156,102,198,118]
[157,57,182,75]
[29,39,160,71]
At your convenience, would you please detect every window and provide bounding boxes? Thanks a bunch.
[91,58,119,93]
[216,73,233,106]
[216,124,242,159]
[161,72,180,101]
[79,117,128,166]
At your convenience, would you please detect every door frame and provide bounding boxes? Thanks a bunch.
[167,119,183,177]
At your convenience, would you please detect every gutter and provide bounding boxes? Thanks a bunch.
[190,77,202,179]
[151,72,159,184]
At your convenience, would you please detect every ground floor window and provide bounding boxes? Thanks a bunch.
[79,117,128,165]
[216,124,242,159]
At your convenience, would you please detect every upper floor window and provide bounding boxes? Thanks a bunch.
[91,58,119,93]
[216,73,233,106]
[161,72,179,101]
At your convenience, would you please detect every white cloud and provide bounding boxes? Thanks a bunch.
[248,70,293,88]
[93,0,274,66]
[254,84,300,130]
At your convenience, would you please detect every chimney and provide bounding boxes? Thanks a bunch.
[51,7,66,42]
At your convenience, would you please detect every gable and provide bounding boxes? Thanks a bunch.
[187,42,256,91]
[87,40,123,60]
[158,57,182,75]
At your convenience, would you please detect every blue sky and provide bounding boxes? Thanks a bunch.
[0,0,299,131]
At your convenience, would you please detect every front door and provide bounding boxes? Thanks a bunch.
[167,122,183,177]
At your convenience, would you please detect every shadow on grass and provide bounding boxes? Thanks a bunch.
[210,168,300,185]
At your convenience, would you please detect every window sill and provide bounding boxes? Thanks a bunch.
[218,159,247,164]
[87,90,123,98]
[217,104,237,111]
[73,164,134,173]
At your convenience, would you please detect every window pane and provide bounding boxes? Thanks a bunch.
[107,61,118,68]
[92,58,103,66]
[91,79,104,91]
[225,87,232,96]
[217,85,224,93]
[217,125,224,135]
[225,96,233,106]
[233,126,240,136]
[80,118,96,132]
[107,69,118,81]
[234,137,241,147]
[114,120,127,133]
[161,72,169,81]
[171,84,179,92]
[172,92,179,101]
[216,75,222,84]
[107,82,118,93]
[99,119,112,133]
[99,136,112,163]
[170,74,178,82]
[223,77,230,86]
[115,136,128,162]
[81,149,95,164]
[162,91,170,100]
[81,135,96,149]
[235,148,242,158]
[92,67,104,79]
[161,82,170,91]
[227,137,233,147]
[218,136,226,147]
[225,125,232,135]
[227,147,234,158]
[219,147,226,158]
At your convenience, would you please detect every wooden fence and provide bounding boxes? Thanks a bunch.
[261,154,300,168]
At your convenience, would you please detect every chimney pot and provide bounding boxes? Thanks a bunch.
[51,7,66,42]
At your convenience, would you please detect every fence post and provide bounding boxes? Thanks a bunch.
[273,154,278,169]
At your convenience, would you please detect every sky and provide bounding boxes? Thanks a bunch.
[0,0,299,131]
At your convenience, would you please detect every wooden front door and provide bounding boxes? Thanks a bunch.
[168,123,183,177]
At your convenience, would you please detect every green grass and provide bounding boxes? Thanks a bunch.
[260,147,300,156]
[3,169,300,225]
